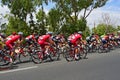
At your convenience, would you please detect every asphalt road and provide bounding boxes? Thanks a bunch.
[0,48,120,80]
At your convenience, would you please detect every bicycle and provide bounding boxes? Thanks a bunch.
[15,45,32,63]
[0,47,12,66]
[64,45,81,62]
[78,44,87,59]
[31,44,59,64]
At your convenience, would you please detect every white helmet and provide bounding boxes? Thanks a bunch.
[78,31,82,34]
[18,32,23,35]
[117,31,120,33]
[46,31,53,35]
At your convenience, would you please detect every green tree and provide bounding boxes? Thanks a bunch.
[1,0,35,21]
[93,24,106,36]
[83,26,91,39]
[117,26,120,31]
[1,0,108,35]
[36,9,47,34]
[52,0,108,33]
[34,0,51,34]
[6,16,30,35]
[92,24,117,36]
[48,8,63,33]
[1,0,36,34]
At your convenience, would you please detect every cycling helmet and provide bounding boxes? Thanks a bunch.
[46,31,53,35]
[117,31,120,33]
[91,37,96,41]
[12,32,16,35]
[78,31,82,34]
[33,32,37,35]
[106,33,110,35]
[86,36,90,41]
[0,33,6,38]
[18,32,23,35]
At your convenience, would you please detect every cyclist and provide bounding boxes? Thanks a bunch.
[94,34,101,43]
[67,31,82,60]
[5,32,23,64]
[17,32,24,46]
[116,31,120,45]
[101,33,109,48]
[0,33,6,49]
[38,32,55,60]
[52,33,66,46]
[109,33,118,47]
[86,36,91,44]
[5,32,24,49]
[90,33,100,48]
[5,32,17,49]
[25,32,37,47]
[0,33,6,42]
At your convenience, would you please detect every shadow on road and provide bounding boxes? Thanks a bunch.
[0,65,18,71]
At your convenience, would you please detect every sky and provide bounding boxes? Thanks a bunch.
[0,0,120,28]
[86,0,120,28]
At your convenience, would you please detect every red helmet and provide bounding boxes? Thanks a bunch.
[12,32,16,35]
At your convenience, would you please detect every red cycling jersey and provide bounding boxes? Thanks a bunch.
[104,35,109,41]
[25,35,35,40]
[68,33,82,46]
[38,34,51,49]
[74,33,82,40]
[5,35,20,49]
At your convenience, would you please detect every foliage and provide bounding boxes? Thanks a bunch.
[2,0,35,21]
[36,9,47,34]
[5,16,30,36]
[51,0,108,35]
[117,26,120,31]
[48,8,62,32]
[83,26,91,39]
[1,0,36,35]
[1,0,108,36]
[92,24,117,36]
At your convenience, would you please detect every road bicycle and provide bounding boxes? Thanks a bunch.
[64,45,81,62]
[0,47,12,66]
[31,44,60,64]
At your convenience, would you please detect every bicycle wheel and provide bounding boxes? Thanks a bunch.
[64,48,74,62]
[84,44,90,53]
[92,45,98,53]
[0,53,11,66]
[18,49,32,63]
[98,45,103,53]
[49,47,60,61]
[79,48,87,59]
[31,51,42,64]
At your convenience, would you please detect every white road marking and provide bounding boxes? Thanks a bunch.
[0,66,38,74]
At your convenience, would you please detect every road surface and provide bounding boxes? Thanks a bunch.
[0,48,120,80]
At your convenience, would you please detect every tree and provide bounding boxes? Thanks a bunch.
[100,13,111,33]
[50,0,108,35]
[1,0,36,34]
[83,26,91,39]
[48,8,63,33]
[1,0,108,35]
[100,13,118,33]
[1,0,35,21]
[0,23,7,33]
[92,24,117,36]
[5,16,30,35]
[33,0,51,34]
[0,14,7,32]
[117,26,120,31]
[36,9,47,34]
